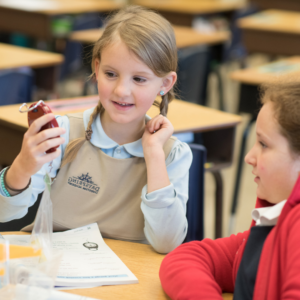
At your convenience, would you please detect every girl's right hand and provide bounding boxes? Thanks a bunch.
[7,114,66,190]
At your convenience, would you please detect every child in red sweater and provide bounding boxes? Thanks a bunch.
[159,78,300,299]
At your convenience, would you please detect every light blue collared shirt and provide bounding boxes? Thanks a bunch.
[0,108,193,253]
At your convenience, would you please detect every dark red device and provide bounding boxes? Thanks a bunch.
[19,100,59,154]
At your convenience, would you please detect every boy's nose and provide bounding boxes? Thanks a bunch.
[244,146,256,166]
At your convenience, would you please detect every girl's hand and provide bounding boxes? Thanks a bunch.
[7,114,66,190]
[142,115,174,153]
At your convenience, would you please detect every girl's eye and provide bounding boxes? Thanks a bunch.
[134,77,146,83]
[259,141,267,148]
[105,72,116,78]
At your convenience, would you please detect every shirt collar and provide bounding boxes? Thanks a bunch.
[252,200,287,226]
[83,108,150,158]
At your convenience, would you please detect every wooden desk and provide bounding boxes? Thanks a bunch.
[131,0,246,26]
[230,56,300,86]
[2,231,233,300]
[69,25,230,49]
[0,0,124,40]
[250,0,300,12]
[0,42,64,91]
[238,10,300,55]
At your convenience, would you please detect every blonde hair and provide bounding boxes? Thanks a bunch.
[260,76,300,154]
[61,5,177,168]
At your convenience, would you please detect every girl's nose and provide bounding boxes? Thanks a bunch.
[245,145,256,166]
[114,80,131,98]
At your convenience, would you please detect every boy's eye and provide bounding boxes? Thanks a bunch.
[259,141,267,148]
[134,77,146,83]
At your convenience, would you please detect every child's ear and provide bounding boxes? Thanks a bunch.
[94,59,100,80]
[161,71,177,94]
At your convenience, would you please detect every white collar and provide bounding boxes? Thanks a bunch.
[252,200,287,226]
[83,107,149,158]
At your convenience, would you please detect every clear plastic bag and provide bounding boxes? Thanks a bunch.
[0,173,62,300]
[30,173,54,261]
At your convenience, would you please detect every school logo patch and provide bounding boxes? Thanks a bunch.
[68,173,100,194]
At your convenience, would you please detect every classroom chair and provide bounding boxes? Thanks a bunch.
[60,13,104,80]
[0,69,33,106]
[185,144,206,242]
[223,4,258,63]
[177,44,226,111]
[177,45,210,106]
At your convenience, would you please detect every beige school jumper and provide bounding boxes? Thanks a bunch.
[23,113,176,242]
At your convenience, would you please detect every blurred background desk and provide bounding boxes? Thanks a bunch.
[238,10,300,56]
[250,0,300,11]
[0,42,63,93]
[2,231,233,300]
[0,0,124,40]
[131,0,246,26]
[0,96,241,239]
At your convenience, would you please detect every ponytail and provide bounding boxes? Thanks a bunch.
[61,101,104,168]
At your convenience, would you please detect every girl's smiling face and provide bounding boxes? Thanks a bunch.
[94,38,175,128]
[245,101,300,204]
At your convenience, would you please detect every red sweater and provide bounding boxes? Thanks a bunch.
[159,176,300,299]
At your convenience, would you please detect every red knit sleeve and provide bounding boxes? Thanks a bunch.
[159,231,249,300]
[281,206,300,299]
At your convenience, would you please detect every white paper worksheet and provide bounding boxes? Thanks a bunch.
[53,223,138,288]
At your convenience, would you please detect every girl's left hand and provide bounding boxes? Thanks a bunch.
[142,115,174,151]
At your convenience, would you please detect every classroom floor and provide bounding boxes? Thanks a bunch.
[56,53,271,240]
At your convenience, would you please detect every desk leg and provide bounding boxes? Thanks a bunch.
[229,115,256,234]
[211,170,223,239]
[210,44,225,111]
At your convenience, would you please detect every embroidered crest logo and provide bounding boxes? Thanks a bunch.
[68,173,100,194]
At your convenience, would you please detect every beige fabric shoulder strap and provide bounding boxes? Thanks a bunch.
[66,112,85,141]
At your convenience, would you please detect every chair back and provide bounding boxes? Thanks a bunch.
[0,69,33,106]
[185,143,206,242]
[177,46,210,105]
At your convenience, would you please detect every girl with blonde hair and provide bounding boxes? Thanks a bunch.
[0,6,192,254]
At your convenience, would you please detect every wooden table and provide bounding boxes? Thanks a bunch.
[230,56,300,85]
[69,25,230,49]
[0,42,64,91]
[0,0,124,40]
[228,56,300,230]
[250,0,300,12]
[1,231,233,300]
[131,0,246,26]
[0,96,241,239]
[238,9,300,56]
